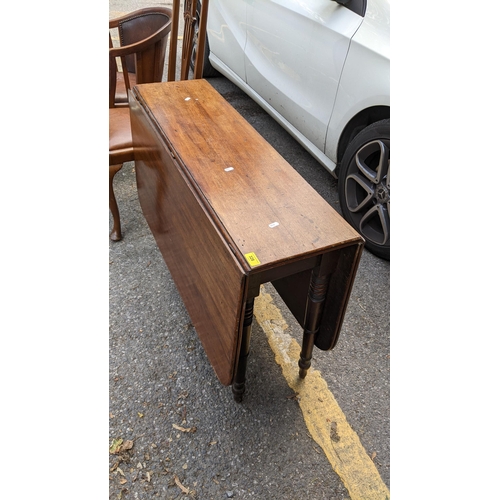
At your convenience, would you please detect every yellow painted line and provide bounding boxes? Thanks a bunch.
[254,285,390,500]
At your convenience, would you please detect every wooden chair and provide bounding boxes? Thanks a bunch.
[109,7,173,241]
[109,7,173,108]
[109,1,210,241]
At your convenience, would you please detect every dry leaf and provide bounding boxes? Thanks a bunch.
[146,471,151,482]
[174,475,190,494]
[138,412,144,418]
[209,441,217,446]
[371,451,377,460]
[110,438,133,454]
[117,490,128,500]
[119,479,127,485]
[110,438,123,454]
[173,424,197,433]
[121,440,134,452]
[116,467,125,477]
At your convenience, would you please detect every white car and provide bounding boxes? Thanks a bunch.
[193,0,390,260]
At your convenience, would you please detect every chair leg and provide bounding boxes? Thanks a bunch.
[109,164,123,241]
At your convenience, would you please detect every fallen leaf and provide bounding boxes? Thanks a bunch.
[138,412,144,418]
[110,438,133,454]
[110,438,123,454]
[121,440,134,452]
[174,475,190,494]
[146,471,151,482]
[119,479,127,485]
[116,467,125,477]
[173,424,197,433]
[209,441,217,446]
[182,463,188,470]
[371,451,377,460]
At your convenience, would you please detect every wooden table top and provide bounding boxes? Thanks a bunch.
[132,79,362,273]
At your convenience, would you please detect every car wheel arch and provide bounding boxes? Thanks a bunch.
[336,105,389,166]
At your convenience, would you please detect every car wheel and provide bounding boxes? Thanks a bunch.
[338,119,390,260]
[190,1,220,78]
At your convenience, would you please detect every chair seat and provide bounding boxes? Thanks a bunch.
[109,108,134,164]
[114,72,137,104]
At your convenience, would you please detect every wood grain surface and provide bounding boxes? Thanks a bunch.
[132,80,361,273]
[130,88,247,386]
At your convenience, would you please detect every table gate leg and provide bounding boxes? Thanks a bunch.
[232,298,255,402]
[299,267,331,378]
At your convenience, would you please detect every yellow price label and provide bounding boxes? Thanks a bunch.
[244,252,261,267]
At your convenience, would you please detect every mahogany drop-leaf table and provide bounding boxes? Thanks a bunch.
[129,80,364,402]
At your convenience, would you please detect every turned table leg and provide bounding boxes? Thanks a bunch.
[299,267,331,378]
[232,298,255,402]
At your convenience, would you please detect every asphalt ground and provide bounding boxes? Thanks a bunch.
[109,1,389,498]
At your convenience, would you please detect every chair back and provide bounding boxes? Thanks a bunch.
[109,7,173,108]
[164,0,210,82]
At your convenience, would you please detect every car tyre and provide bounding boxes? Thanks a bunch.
[338,119,390,260]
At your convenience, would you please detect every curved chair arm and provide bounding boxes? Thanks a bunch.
[109,7,172,108]
[108,26,171,60]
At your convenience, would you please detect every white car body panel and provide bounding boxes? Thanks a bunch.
[325,0,390,163]
[245,0,362,153]
[205,0,390,174]
[205,0,247,80]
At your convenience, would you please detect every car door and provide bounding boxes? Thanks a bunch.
[244,0,362,153]
[205,0,247,81]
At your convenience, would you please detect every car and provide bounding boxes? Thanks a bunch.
[191,0,390,260]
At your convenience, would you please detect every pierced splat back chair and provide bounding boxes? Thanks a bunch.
[109,7,172,241]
